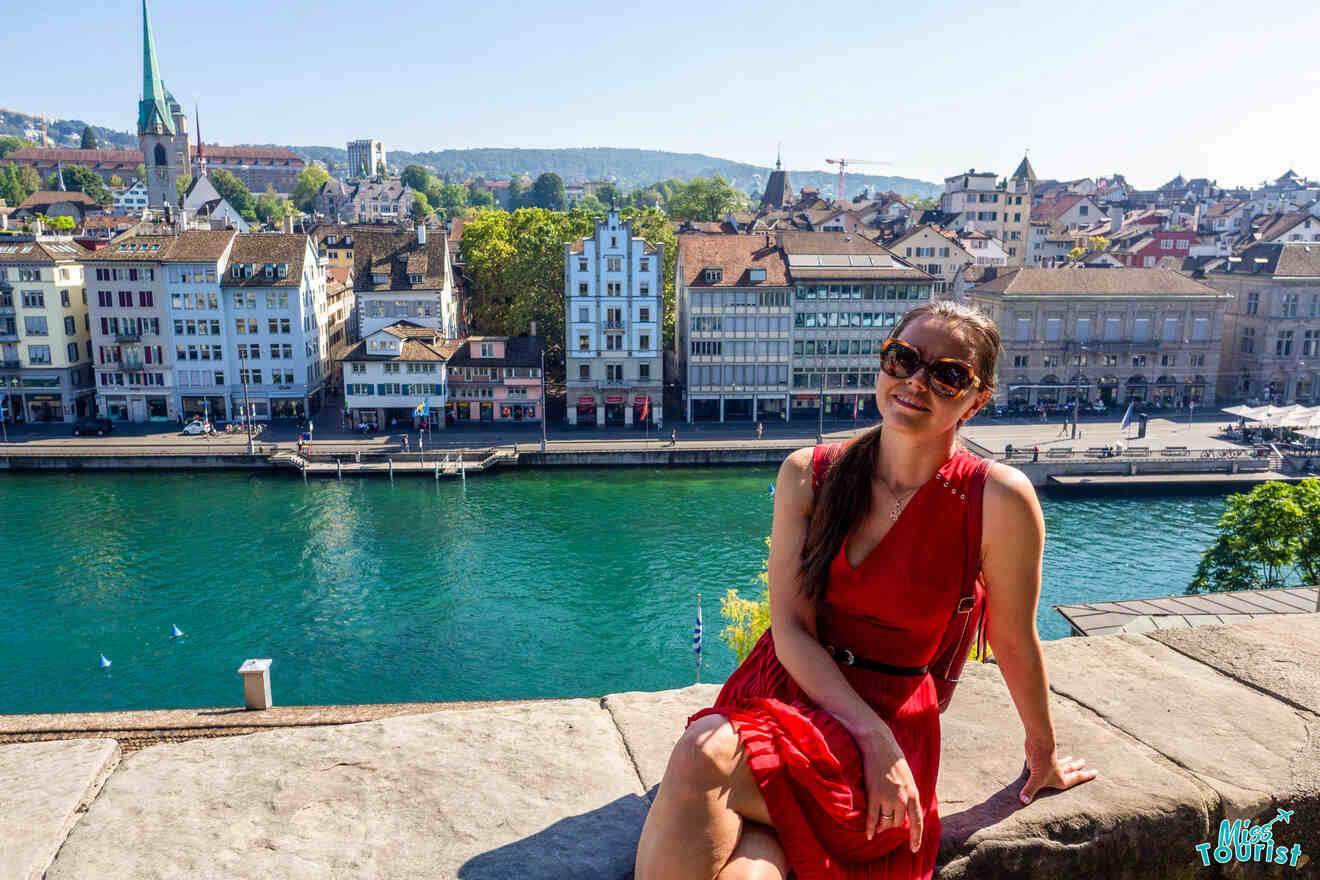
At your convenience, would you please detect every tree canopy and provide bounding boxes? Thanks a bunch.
[209,168,256,221]
[254,185,292,225]
[400,165,430,191]
[467,184,497,209]
[666,175,744,221]
[291,165,331,213]
[175,174,192,205]
[531,172,566,211]
[0,136,32,160]
[45,165,112,204]
[80,126,98,150]
[1189,480,1320,593]
[410,189,433,220]
[135,163,146,185]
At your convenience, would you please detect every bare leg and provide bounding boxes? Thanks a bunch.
[635,714,774,880]
[716,822,789,880]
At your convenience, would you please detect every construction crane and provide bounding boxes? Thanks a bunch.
[824,158,891,203]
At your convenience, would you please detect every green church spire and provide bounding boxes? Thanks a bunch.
[138,0,174,135]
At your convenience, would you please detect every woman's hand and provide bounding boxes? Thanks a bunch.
[852,719,924,852]
[1019,739,1098,804]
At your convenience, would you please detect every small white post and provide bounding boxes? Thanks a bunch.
[460,457,465,482]
[434,461,439,481]
[388,458,394,479]
[237,658,273,710]
[337,458,342,480]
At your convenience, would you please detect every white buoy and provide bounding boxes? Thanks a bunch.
[99,654,112,668]
[170,624,184,638]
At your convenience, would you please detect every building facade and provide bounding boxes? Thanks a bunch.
[352,226,457,341]
[342,321,451,429]
[219,234,329,421]
[346,139,387,179]
[969,268,1231,408]
[85,234,177,422]
[445,336,544,424]
[675,234,791,422]
[939,163,1032,266]
[0,239,94,422]
[564,210,663,427]
[1202,243,1320,404]
[163,230,238,421]
[886,225,971,298]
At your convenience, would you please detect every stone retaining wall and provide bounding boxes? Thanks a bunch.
[2,614,1315,878]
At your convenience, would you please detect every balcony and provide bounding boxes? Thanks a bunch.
[603,321,624,330]
[113,361,146,373]
[1,359,19,369]
[114,329,142,342]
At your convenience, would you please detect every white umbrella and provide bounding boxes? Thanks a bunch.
[1222,404,1258,418]
[1296,426,1320,440]
[1279,405,1320,428]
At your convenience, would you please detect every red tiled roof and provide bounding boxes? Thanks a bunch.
[678,233,788,287]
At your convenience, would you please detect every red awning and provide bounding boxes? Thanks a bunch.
[633,396,650,406]
[606,396,624,404]
[576,400,595,411]
[577,397,595,405]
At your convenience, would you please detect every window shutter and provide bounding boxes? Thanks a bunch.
[402,384,410,395]
[377,384,387,395]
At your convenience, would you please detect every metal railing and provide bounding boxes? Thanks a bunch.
[1002,446,1275,463]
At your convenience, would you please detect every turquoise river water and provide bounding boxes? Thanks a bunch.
[0,469,1228,715]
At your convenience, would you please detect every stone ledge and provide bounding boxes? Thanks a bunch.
[3,615,1315,878]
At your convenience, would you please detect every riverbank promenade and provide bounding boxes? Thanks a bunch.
[5,614,1316,879]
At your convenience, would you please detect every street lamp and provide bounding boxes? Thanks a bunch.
[816,376,824,444]
[539,342,547,452]
[238,349,253,455]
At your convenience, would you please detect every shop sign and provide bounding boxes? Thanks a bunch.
[606,396,623,404]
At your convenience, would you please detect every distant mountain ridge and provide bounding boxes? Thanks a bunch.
[0,108,940,199]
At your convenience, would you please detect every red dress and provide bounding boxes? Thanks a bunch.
[689,447,985,880]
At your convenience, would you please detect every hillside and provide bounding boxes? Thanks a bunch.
[285,145,941,200]
[0,109,941,199]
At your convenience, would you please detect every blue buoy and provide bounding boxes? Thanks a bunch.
[170,624,184,638]
[99,654,111,668]
[768,483,775,496]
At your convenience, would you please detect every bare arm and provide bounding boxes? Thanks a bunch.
[767,448,923,849]
[981,463,1097,802]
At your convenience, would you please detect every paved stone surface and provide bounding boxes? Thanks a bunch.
[1042,634,1319,827]
[1148,613,1320,715]
[47,700,648,880]
[603,683,721,792]
[0,738,120,880]
[936,663,1213,879]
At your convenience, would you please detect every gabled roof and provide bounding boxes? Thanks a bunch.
[1256,211,1314,243]
[220,234,309,287]
[161,229,236,262]
[447,335,543,368]
[972,267,1222,297]
[0,240,90,262]
[352,229,449,292]
[341,322,461,363]
[1213,242,1320,278]
[18,190,101,210]
[82,234,176,261]
[1031,194,1093,224]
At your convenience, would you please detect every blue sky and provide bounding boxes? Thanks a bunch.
[8,0,1318,189]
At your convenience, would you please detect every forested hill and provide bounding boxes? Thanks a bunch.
[281,145,942,200]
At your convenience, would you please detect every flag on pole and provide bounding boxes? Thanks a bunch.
[413,397,430,418]
[1119,402,1135,431]
[692,594,703,677]
[853,395,860,419]
[640,396,650,424]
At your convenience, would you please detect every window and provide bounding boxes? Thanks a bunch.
[1014,317,1030,341]
[1075,317,1091,341]
[1133,318,1150,342]
[1143,256,1156,267]
[1013,355,1029,368]
[579,282,588,295]
[1276,330,1294,357]
[1282,293,1299,317]
[28,345,51,363]
[606,364,623,382]
[578,334,590,351]
[67,342,79,362]
[1104,317,1121,341]
[1192,317,1208,341]
[1160,239,1173,249]
[640,258,649,271]
[24,316,48,336]
[578,258,588,271]
[1161,353,1176,367]
[21,291,44,308]
[639,363,650,380]
[640,281,651,295]
[639,307,650,322]
[1303,329,1318,357]
[1132,354,1147,368]
[97,290,112,308]
[639,334,650,350]
[1240,327,1255,353]
[1176,240,1189,250]
[703,268,723,283]
[64,316,75,335]
[606,257,622,272]
[606,335,623,351]
[1045,318,1061,341]
[1079,205,1089,216]
[1163,317,1178,341]
[1246,291,1259,315]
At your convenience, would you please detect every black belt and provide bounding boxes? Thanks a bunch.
[823,644,929,676]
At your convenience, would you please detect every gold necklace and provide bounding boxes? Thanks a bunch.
[879,479,921,521]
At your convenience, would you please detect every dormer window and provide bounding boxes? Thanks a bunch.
[749,268,766,282]
[327,235,337,245]
[703,267,723,283]
[409,274,423,285]
[372,273,388,284]
[264,264,275,279]
[277,264,288,278]
[480,342,494,358]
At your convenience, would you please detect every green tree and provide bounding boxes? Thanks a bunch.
[531,172,566,211]
[467,185,496,209]
[1,162,27,206]
[400,165,430,191]
[135,163,146,185]
[176,173,192,204]
[668,175,742,221]
[375,159,387,180]
[254,185,292,225]
[720,537,772,662]
[210,168,256,221]
[291,165,331,213]
[80,126,98,150]
[594,182,621,207]
[1088,235,1111,253]
[1189,480,1320,593]
[0,135,33,160]
[434,182,469,219]
[108,174,123,188]
[575,192,607,214]
[45,165,111,204]
[410,189,433,220]
[905,193,938,212]
[506,177,526,211]
[51,215,75,231]
[18,165,40,197]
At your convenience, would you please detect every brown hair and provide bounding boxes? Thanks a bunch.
[797,301,1001,603]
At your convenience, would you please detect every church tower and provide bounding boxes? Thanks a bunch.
[138,0,191,209]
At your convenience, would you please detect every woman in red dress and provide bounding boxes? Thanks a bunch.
[636,302,1098,880]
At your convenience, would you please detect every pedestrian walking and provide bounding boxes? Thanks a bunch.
[403,435,409,452]
[757,422,764,440]
[418,431,424,453]
[670,428,677,446]
[1032,444,1039,463]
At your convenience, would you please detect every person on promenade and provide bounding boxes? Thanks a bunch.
[1032,444,1039,462]
[671,428,677,447]
[758,422,765,440]
[403,435,410,452]
[636,301,1097,880]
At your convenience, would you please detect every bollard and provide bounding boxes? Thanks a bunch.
[460,457,465,482]
[337,458,342,480]
[388,458,393,476]
[237,658,273,710]
[434,461,439,481]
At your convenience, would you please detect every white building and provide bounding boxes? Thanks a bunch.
[219,233,329,421]
[563,210,662,427]
[112,182,150,215]
[342,321,451,429]
[162,230,238,420]
[352,225,457,340]
[347,139,386,179]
